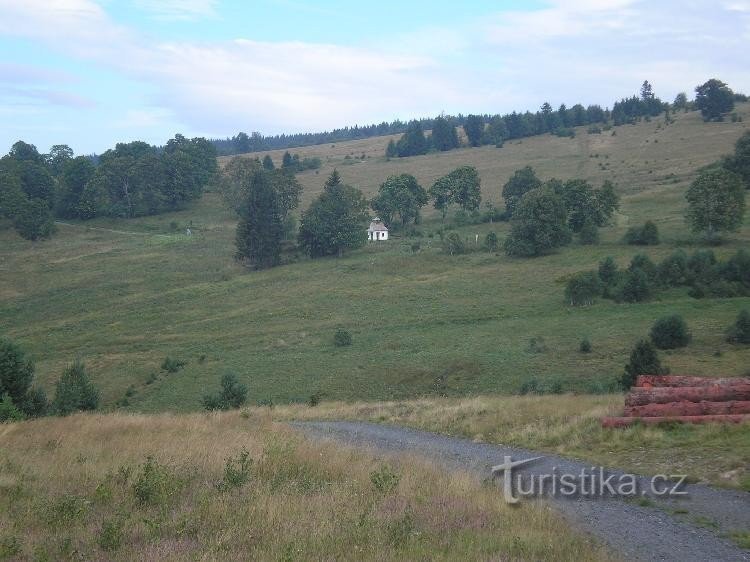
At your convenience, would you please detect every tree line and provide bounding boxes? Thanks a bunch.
[0,135,217,240]
[388,78,746,158]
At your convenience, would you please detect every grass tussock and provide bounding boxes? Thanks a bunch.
[266,393,750,490]
[0,411,613,561]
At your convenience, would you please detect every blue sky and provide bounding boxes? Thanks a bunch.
[0,0,748,155]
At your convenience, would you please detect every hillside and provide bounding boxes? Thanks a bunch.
[223,104,749,211]
[1,105,749,412]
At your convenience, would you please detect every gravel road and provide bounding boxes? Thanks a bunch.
[292,421,750,562]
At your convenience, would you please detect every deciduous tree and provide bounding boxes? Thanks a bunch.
[685,168,745,241]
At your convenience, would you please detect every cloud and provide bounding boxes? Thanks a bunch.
[0,63,74,84]
[0,0,748,150]
[132,0,218,21]
[0,86,96,108]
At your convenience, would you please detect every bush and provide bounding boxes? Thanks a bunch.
[161,356,186,373]
[598,256,618,286]
[519,377,565,394]
[579,338,592,353]
[727,309,750,344]
[333,329,352,347]
[202,373,248,411]
[650,315,691,349]
[132,456,181,507]
[657,250,688,286]
[370,464,400,494]
[687,249,717,282]
[578,219,599,244]
[217,449,253,492]
[484,231,498,252]
[629,253,658,281]
[618,268,652,302]
[0,393,24,423]
[624,221,659,245]
[442,232,467,255]
[52,361,99,416]
[721,249,750,287]
[622,339,668,389]
[0,337,45,417]
[98,517,125,552]
[12,198,56,241]
[565,271,603,306]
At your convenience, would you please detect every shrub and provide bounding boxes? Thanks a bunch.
[578,219,599,244]
[629,253,658,281]
[565,271,603,306]
[624,221,659,245]
[622,339,668,389]
[0,337,43,417]
[650,315,691,349]
[98,517,125,552]
[484,231,498,252]
[657,250,688,286]
[598,256,619,286]
[161,356,186,373]
[727,309,750,344]
[370,464,400,494]
[0,536,22,558]
[202,373,248,411]
[579,338,592,353]
[0,393,24,423]
[687,249,717,282]
[443,232,467,255]
[618,268,651,302]
[519,378,542,394]
[52,361,99,416]
[721,249,750,288]
[333,329,352,347]
[526,336,548,353]
[519,377,565,394]
[217,449,253,492]
[132,456,180,507]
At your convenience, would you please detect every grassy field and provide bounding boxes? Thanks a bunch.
[0,411,613,560]
[1,105,749,414]
[266,394,750,491]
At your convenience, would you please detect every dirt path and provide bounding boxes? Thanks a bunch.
[54,221,171,237]
[293,421,750,562]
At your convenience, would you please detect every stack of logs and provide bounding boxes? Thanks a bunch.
[602,375,750,428]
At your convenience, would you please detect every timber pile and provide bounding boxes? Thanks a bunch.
[602,375,750,428]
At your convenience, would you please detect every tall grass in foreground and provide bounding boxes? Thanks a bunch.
[267,394,750,490]
[0,412,612,561]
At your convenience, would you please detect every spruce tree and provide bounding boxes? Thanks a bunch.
[53,361,99,415]
[622,339,667,389]
[235,170,283,269]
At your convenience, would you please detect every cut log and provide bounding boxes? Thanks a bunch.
[602,414,750,428]
[624,400,750,417]
[636,375,750,388]
[625,384,750,406]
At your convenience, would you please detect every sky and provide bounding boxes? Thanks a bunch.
[0,0,748,155]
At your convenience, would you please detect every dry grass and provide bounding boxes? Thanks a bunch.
[0,412,613,561]
[266,394,750,489]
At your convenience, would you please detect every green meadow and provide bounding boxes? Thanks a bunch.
[1,105,749,412]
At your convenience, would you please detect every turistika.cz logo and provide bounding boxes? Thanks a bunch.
[491,455,688,504]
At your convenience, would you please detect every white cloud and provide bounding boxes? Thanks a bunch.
[132,0,218,21]
[0,0,748,148]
